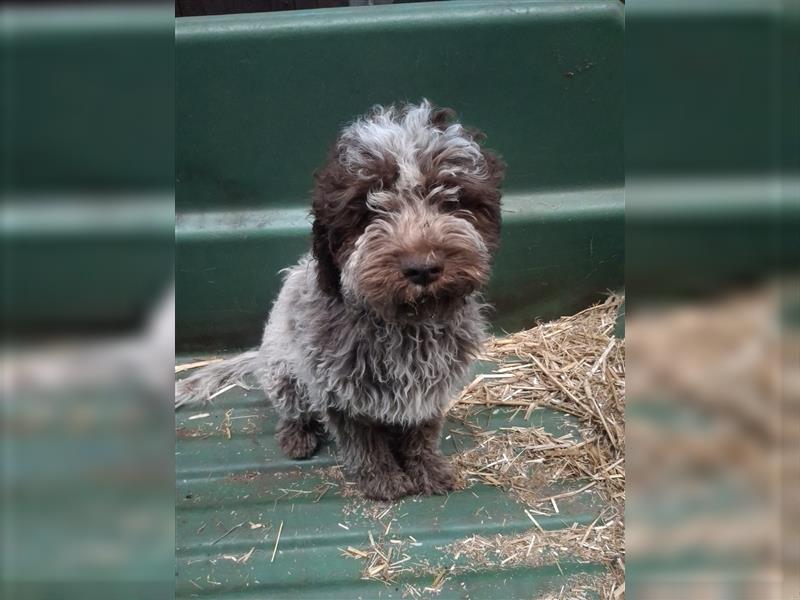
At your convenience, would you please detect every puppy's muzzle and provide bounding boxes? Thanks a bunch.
[400,253,443,286]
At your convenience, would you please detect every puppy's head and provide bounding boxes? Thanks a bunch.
[311,100,504,322]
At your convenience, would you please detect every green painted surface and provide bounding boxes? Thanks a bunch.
[625,0,789,177]
[1,6,174,333]
[1,7,174,193]
[3,196,174,334]
[176,364,608,599]
[626,0,800,300]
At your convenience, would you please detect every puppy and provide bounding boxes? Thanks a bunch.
[177,100,504,500]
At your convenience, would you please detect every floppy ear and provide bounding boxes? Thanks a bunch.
[311,215,342,297]
[482,147,506,189]
[462,124,506,190]
[311,147,353,298]
[455,126,506,254]
[478,147,506,254]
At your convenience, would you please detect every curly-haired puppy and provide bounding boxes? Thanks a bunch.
[177,100,504,500]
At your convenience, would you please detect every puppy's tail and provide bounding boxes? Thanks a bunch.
[175,350,260,409]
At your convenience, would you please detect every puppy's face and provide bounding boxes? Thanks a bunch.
[312,101,504,322]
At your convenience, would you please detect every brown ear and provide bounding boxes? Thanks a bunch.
[311,146,364,298]
[482,147,506,188]
[460,122,506,189]
[311,146,343,297]
[480,148,505,254]
[311,216,342,297]
[449,143,505,255]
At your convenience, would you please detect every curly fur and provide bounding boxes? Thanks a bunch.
[256,257,486,425]
[176,100,504,500]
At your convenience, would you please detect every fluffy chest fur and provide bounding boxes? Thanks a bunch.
[264,258,487,425]
[310,302,485,424]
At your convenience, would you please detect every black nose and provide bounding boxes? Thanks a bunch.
[401,259,443,286]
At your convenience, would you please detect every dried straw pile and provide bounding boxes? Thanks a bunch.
[445,294,625,598]
[449,294,624,509]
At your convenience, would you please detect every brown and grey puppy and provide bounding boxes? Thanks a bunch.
[177,100,504,500]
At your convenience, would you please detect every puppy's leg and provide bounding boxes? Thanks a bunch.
[263,367,321,460]
[276,415,323,460]
[326,409,415,501]
[398,418,455,496]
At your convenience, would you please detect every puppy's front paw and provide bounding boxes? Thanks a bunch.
[276,420,319,460]
[406,453,455,496]
[357,468,416,501]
